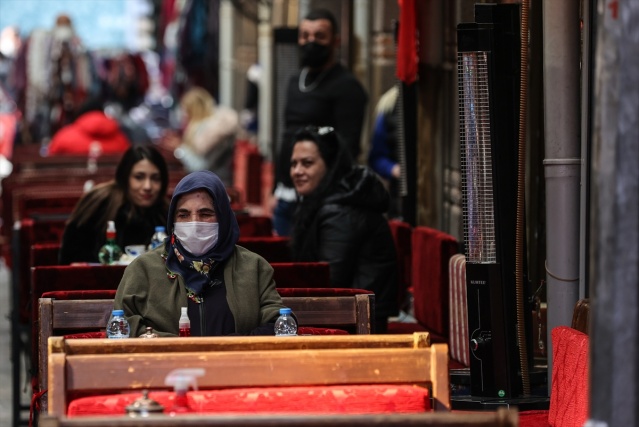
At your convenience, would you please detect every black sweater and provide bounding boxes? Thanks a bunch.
[276,63,368,188]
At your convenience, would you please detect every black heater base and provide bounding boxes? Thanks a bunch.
[450,367,550,411]
[451,395,550,411]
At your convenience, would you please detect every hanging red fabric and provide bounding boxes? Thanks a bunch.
[396,0,418,84]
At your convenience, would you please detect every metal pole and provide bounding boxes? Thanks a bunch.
[218,0,235,107]
[542,0,581,390]
[257,2,273,158]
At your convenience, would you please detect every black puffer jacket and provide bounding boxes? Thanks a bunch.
[293,166,398,319]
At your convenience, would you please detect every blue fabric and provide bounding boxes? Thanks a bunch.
[164,171,239,296]
[368,114,396,180]
[273,199,297,237]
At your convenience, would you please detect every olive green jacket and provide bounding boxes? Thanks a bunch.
[114,245,285,337]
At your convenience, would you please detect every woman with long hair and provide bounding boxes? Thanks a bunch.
[289,125,398,332]
[59,145,170,264]
[162,86,238,185]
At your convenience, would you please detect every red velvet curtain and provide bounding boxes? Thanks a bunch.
[396,0,418,84]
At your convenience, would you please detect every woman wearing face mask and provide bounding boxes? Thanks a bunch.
[290,126,398,333]
[114,170,286,337]
[59,145,169,264]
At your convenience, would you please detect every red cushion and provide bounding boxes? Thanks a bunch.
[67,385,431,416]
[65,331,106,339]
[411,227,458,339]
[277,287,373,297]
[41,290,117,300]
[386,322,447,343]
[238,236,291,263]
[236,215,273,237]
[297,327,348,335]
[272,262,331,288]
[548,326,589,427]
[518,410,551,427]
[388,220,412,307]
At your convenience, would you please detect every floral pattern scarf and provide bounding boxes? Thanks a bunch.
[164,171,240,300]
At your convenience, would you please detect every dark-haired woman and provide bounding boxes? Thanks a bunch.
[59,145,170,264]
[289,126,398,333]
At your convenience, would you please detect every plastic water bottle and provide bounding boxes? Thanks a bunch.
[149,226,168,250]
[106,309,130,338]
[178,307,191,337]
[274,308,297,336]
[98,221,123,265]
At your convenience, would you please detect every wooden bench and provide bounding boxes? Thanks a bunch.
[46,333,450,417]
[39,408,518,427]
[38,292,374,410]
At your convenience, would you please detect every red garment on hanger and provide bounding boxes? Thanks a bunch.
[47,111,130,155]
[396,0,418,84]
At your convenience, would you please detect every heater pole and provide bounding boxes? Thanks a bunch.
[542,0,582,391]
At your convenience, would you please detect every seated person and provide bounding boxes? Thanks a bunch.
[59,145,169,264]
[161,86,238,186]
[289,126,398,333]
[114,170,286,337]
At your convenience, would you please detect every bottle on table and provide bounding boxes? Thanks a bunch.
[149,225,168,250]
[98,220,123,265]
[179,306,191,337]
[106,309,130,338]
[274,307,297,336]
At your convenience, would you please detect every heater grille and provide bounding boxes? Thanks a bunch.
[459,51,496,264]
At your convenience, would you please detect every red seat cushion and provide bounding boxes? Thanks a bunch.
[238,236,291,262]
[67,385,431,416]
[548,326,589,427]
[272,262,331,288]
[411,227,458,340]
[277,287,373,297]
[388,220,412,307]
[518,410,551,427]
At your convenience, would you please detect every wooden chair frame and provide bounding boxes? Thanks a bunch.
[47,333,450,417]
[39,408,518,427]
[38,293,374,410]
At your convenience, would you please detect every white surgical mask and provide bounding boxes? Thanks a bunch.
[173,222,219,256]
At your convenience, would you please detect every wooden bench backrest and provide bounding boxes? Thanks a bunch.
[39,408,518,427]
[47,334,449,416]
[39,294,375,407]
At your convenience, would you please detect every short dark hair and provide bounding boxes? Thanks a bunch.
[304,8,339,35]
[115,145,169,198]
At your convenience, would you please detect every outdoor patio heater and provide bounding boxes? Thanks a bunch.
[457,3,533,401]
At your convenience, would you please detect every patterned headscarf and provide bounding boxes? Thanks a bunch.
[165,171,240,298]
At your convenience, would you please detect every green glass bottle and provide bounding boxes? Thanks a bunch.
[98,221,123,265]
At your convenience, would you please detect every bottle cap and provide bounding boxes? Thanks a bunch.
[180,307,188,316]
[107,221,116,233]
[112,309,125,316]
[155,226,166,232]
[279,308,292,315]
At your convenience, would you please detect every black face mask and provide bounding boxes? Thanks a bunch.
[299,42,332,69]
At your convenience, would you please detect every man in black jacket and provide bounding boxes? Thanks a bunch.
[272,8,368,236]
